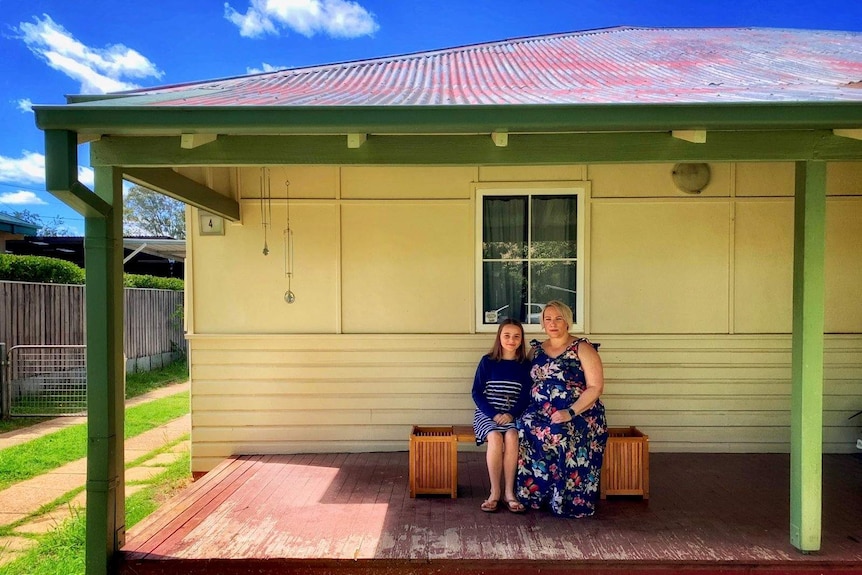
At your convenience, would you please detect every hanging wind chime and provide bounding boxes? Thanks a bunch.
[259,167,272,255]
[283,179,296,304]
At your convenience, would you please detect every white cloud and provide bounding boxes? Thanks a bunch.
[225,1,278,38]
[17,98,33,113]
[0,151,45,184]
[0,151,93,189]
[0,191,48,205]
[225,0,379,39]
[78,166,94,188]
[247,62,287,74]
[16,14,163,94]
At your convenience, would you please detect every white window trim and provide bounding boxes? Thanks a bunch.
[474,182,587,334]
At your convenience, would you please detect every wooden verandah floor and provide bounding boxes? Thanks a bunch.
[120,452,862,574]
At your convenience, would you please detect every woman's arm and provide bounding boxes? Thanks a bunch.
[550,341,604,424]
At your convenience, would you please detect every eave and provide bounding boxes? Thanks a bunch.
[33,102,862,136]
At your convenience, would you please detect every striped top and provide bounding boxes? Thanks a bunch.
[471,356,531,420]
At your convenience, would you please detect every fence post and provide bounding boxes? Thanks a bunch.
[0,342,7,419]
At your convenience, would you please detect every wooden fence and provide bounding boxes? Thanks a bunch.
[0,280,185,369]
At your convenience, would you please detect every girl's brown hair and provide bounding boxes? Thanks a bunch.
[488,318,527,362]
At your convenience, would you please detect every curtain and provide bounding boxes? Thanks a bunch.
[482,197,527,323]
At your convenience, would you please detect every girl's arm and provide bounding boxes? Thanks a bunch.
[471,357,498,418]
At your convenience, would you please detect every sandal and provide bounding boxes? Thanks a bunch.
[504,499,526,513]
[480,499,499,513]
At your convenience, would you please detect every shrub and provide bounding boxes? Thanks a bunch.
[124,274,184,291]
[0,255,184,290]
[0,254,85,284]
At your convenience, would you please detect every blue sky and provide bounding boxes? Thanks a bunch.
[1,0,861,235]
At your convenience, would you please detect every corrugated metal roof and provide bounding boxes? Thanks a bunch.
[106,27,862,107]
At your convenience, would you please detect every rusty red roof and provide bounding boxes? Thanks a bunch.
[106,27,862,107]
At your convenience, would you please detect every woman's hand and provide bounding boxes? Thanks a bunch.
[550,408,574,424]
[493,413,513,425]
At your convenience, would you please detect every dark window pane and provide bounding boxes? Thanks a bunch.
[483,196,527,259]
[482,261,527,324]
[530,195,577,259]
[530,261,577,323]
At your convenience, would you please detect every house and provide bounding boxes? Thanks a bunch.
[4,235,185,278]
[0,212,39,253]
[33,26,862,574]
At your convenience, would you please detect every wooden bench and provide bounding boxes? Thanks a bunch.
[453,425,476,443]
[411,424,649,501]
[408,425,475,498]
[601,426,650,499]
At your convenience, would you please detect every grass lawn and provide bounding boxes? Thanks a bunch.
[0,391,189,491]
[125,359,189,398]
[0,446,192,575]
[0,358,192,573]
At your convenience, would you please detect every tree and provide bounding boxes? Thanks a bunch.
[12,209,72,236]
[123,185,186,239]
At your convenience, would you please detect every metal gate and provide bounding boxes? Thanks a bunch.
[3,344,87,417]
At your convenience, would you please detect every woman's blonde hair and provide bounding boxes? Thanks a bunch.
[542,300,574,333]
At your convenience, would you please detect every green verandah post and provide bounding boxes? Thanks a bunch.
[84,166,126,575]
[789,160,826,552]
[44,130,123,574]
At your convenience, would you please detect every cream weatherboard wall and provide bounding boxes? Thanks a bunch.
[184,162,862,473]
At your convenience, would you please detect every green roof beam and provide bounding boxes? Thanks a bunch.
[34,102,862,136]
[91,131,862,167]
[123,167,240,221]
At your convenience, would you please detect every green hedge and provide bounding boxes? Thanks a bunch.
[0,254,86,284]
[0,254,183,290]
[124,274,184,291]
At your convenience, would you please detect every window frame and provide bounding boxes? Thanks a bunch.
[474,182,587,334]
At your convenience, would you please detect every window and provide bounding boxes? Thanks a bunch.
[476,185,585,332]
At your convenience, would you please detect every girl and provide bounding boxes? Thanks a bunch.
[471,319,532,513]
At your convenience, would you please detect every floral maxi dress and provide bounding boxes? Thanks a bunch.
[516,338,608,517]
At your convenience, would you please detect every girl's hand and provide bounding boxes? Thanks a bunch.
[494,413,513,425]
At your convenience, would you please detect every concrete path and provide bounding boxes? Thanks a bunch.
[0,381,191,566]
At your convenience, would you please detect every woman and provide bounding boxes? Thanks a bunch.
[471,319,531,513]
[516,300,608,517]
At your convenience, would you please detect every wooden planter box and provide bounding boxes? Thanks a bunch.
[600,426,650,499]
[409,426,458,498]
